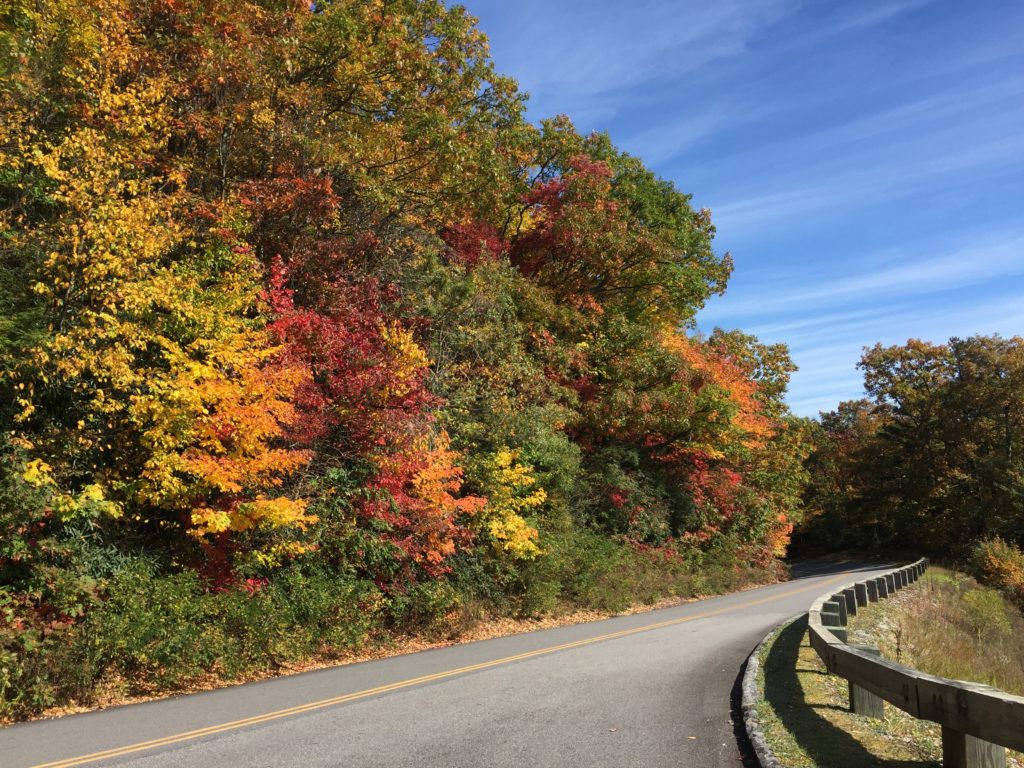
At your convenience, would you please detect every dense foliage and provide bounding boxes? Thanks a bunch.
[797,335,1024,559]
[0,0,807,719]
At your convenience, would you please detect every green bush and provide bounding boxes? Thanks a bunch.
[0,591,80,721]
[0,444,101,720]
[511,528,777,617]
[1,551,385,721]
[386,579,461,635]
[85,564,218,686]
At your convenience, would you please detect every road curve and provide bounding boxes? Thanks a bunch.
[2,561,893,768]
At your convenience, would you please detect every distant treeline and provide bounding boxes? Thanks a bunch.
[797,335,1024,560]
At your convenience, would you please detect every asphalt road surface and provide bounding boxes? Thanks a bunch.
[3,560,893,768]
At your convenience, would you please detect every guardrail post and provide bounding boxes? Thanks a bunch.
[848,645,885,719]
[820,603,842,626]
[942,726,1007,768]
[886,573,897,593]
[854,582,868,607]
[819,602,846,640]
[866,579,878,601]
[901,569,909,587]
[876,576,889,598]
[842,588,858,616]
[830,596,848,625]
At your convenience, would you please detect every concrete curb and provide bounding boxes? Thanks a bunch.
[741,614,803,768]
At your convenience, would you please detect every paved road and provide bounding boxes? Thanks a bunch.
[2,561,893,768]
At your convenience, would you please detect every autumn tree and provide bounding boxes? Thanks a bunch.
[0,0,814,720]
[795,336,1024,558]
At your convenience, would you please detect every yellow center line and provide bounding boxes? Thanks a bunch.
[30,573,850,768]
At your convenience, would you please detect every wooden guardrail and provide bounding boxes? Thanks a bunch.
[807,559,1024,768]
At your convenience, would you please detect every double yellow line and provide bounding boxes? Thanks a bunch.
[31,574,847,768]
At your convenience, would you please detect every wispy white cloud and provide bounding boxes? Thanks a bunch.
[776,0,937,48]
[699,235,1024,415]
[501,0,939,112]
[742,306,897,339]
[726,76,1024,171]
[711,129,1024,231]
[702,233,1024,321]
[620,109,726,164]
[824,0,936,35]
[482,0,801,125]
[524,1,794,91]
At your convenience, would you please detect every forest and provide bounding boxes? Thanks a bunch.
[1,0,1021,722]
[797,335,1024,597]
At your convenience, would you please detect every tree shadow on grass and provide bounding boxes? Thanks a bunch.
[762,615,938,768]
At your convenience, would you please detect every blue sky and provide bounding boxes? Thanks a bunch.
[465,0,1024,416]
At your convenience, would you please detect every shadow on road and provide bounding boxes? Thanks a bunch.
[760,615,935,768]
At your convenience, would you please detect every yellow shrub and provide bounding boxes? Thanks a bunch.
[476,448,545,560]
[971,537,1024,602]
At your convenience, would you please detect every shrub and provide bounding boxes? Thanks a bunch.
[961,589,1012,640]
[82,564,220,688]
[1,548,385,721]
[969,537,1024,605]
[386,579,462,636]
[0,444,101,720]
[513,528,780,617]
[83,562,385,687]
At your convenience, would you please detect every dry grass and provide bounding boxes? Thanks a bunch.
[848,568,1024,696]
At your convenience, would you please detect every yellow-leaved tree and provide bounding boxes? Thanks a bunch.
[473,448,546,559]
[1,0,312,543]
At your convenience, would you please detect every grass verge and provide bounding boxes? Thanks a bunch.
[847,567,1024,767]
[757,567,1024,767]
[755,615,939,767]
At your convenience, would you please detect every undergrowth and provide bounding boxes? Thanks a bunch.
[1,526,781,723]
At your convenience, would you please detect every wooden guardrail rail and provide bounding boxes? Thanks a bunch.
[807,558,1024,768]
